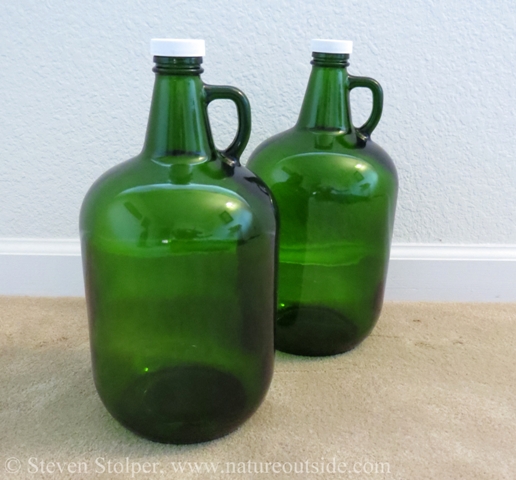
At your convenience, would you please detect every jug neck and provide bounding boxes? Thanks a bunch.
[296,53,353,132]
[142,56,213,162]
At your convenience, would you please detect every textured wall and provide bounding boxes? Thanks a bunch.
[1,0,515,242]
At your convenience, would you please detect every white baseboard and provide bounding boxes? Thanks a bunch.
[0,239,83,297]
[387,245,516,301]
[0,239,515,301]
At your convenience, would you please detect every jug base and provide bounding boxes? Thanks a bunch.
[276,304,365,356]
[107,364,249,444]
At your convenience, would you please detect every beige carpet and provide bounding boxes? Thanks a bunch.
[0,298,515,479]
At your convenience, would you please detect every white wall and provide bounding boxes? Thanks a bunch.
[1,0,515,298]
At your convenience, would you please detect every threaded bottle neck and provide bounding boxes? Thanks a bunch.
[152,56,204,75]
[311,52,350,68]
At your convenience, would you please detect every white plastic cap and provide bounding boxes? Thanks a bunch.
[311,39,353,54]
[150,39,205,57]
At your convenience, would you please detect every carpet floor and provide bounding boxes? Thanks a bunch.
[0,298,515,479]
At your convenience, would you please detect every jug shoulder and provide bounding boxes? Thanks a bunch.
[248,132,397,190]
[80,158,276,249]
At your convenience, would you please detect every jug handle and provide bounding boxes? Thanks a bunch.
[348,75,383,139]
[204,85,251,163]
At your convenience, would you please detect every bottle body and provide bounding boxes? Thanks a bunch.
[80,51,276,443]
[247,51,397,356]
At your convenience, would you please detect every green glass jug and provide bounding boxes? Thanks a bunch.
[80,39,277,443]
[247,40,398,357]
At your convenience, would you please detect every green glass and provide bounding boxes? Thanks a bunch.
[80,55,277,443]
[247,52,398,356]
